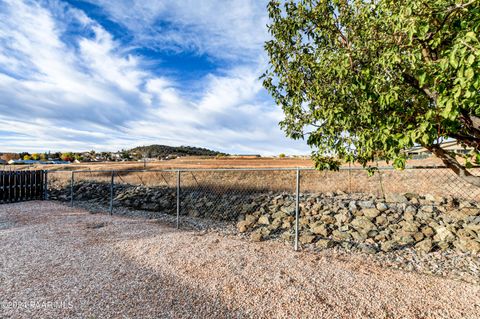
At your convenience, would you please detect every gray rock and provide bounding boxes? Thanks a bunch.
[405,205,417,215]
[348,201,358,212]
[351,216,377,233]
[258,215,270,225]
[381,240,397,252]
[413,232,425,242]
[358,243,377,254]
[320,215,336,225]
[375,215,388,226]
[421,226,434,237]
[332,230,351,241]
[358,200,374,209]
[420,205,434,213]
[334,212,350,224]
[385,193,408,203]
[404,210,415,222]
[316,239,335,249]
[351,231,368,242]
[459,201,474,209]
[376,202,388,212]
[311,224,329,237]
[299,234,316,244]
[453,239,480,253]
[250,231,263,242]
[415,239,433,253]
[244,214,257,225]
[363,208,380,219]
[402,221,419,233]
[237,221,250,233]
[433,226,455,243]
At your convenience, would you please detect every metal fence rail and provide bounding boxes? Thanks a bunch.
[44,166,480,250]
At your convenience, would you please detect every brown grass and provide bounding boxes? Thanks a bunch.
[4,155,450,172]
[46,164,480,202]
[5,155,477,201]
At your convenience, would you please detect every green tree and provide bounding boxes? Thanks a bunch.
[263,0,480,184]
[31,153,40,161]
[23,154,31,161]
[61,152,74,162]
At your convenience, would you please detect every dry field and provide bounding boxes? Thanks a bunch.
[5,155,479,200]
[1,201,479,319]
[9,157,315,171]
[47,165,480,202]
[6,155,449,172]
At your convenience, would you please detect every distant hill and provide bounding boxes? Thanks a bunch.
[129,145,227,159]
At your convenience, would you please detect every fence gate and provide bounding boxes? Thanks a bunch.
[0,170,47,204]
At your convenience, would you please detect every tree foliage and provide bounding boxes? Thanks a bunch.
[61,152,75,162]
[263,0,480,184]
[130,145,227,159]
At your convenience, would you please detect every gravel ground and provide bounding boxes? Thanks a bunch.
[1,201,479,319]
[79,200,480,285]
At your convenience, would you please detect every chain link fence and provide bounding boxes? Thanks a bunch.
[45,166,480,250]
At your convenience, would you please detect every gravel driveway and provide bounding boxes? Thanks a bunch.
[1,201,479,319]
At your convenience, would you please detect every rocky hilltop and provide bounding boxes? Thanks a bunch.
[130,144,226,159]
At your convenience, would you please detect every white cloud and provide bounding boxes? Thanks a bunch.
[81,0,270,62]
[0,0,310,155]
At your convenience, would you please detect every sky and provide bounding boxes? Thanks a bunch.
[0,0,310,155]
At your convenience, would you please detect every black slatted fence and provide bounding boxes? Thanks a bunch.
[0,170,47,204]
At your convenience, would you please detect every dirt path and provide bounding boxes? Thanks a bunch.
[1,201,479,319]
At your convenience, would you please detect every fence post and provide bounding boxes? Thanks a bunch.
[109,171,114,215]
[70,171,74,208]
[294,168,300,251]
[44,170,48,200]
[176,170,181,229]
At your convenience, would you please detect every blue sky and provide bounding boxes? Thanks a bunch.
[0,0,310,155]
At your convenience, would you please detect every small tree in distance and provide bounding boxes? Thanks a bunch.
[263,0,480,185]
[61,152,74,162]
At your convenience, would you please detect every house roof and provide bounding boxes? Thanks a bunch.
[407,140,472,154]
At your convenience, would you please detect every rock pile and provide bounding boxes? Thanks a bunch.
[238,192,480,254]
[49,181,266,220]
[49,182,177,214]
[49,182,480,254]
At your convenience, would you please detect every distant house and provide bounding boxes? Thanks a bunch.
[8,159,41,165]
[7,159,70,165]
[406,140,473,158]
[43,160,71,165]
[230,155,261,158]
[112,152,123,159]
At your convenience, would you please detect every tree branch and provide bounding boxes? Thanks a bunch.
[448,132,480,150]
[402,73,438,102]
[426,143,480,187]
[428,0,476,40]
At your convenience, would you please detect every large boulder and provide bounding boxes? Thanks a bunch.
[362,208,380,219]
[351,216,377,234]
[415,239,433,253]
[385,193,408,203]
[433,226,456,243]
